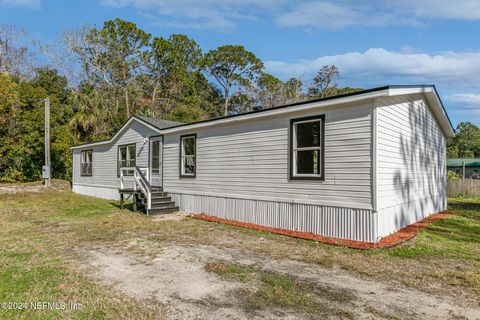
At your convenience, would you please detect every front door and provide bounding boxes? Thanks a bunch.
[149,136,162,187]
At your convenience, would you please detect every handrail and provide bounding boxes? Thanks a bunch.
[119,166,152,213]
[135,166,151,189]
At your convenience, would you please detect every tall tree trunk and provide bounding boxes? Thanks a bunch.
[151,85,157,109]
[125,89,130,118]
[224,82,230,116]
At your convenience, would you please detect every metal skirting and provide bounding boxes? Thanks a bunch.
[376,194,447,238]
[169,193,377,242]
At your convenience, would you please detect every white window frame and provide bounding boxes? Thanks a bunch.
[290,116,324,180]
[180,134,196,177]
[118,144,136,176]
[151,140,161,175]
[80,149,93,176]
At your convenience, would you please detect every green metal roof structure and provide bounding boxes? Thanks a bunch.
[447,159,480,167]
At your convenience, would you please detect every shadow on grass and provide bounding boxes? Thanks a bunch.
[109,201,147,214]
[384,199,480,260]
[427,217,480,244]
[448,199,480,216]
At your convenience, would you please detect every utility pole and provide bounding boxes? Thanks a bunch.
[44,97,51,187]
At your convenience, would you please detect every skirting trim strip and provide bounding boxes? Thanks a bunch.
[189,212,453,249]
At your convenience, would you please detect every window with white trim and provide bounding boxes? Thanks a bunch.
[290,116,324,180]
[180,134,196,177]
[151,141,160,174]
[80,149,93,176]
[118,144,136,176]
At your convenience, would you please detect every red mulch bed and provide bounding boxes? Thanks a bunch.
[189,212,454,249]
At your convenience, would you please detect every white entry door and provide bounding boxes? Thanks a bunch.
[149,136,163,187]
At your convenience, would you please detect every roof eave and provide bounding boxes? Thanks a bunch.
[160,88,391,134]
[70,116,163,150]
[388,85,455,138]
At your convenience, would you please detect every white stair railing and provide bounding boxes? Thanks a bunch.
[120,166,152,214]
[134,167,151,212]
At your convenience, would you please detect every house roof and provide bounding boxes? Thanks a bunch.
[136,115,183,129]
[447,159,480,167]
[158,85,454,137]
[71,85,455,150]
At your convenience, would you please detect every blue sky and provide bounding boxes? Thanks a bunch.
[1,0,480,127]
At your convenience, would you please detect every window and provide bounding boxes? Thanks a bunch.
[290,115,325,180]
[180,134,196,177]
[80,149,93,176]
[151,141,160,174]
[118,144,136,176]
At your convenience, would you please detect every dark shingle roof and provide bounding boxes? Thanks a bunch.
[136,115,184,129]
[447,158,480,167]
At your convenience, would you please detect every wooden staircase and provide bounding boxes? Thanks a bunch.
[135,187,179,215]
[119,166,179,216]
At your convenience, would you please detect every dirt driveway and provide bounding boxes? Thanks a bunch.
[1,186,479,319]
[80,235,480,319]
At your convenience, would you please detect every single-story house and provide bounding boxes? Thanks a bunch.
[71,85,454,243]
[447,158,480,179]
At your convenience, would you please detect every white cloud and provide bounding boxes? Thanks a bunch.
[265,48,480,124]
[101,0,480,31]
[276,0,480,31]
[101,0,285,30]
[445,94,480,120]
[396,0,480,20]
[275,2,418,30]
[0,0,40,9]
[447,94,480,106]
[265,48,480,86]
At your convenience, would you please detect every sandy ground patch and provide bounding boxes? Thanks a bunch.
[0,185,47,194]
[81,244,480,320]
[151,212,187,222]
[0,180,69,194]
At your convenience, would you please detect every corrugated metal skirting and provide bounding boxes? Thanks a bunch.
[169,193,376,242]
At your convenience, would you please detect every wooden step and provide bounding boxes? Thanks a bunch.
[119,188,135,194]
[138,192,168,198]
[148,207,179,215]
[151,197,172,204]
[150,202,176,210]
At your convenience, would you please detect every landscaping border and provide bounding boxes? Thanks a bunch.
[189,212,453,249]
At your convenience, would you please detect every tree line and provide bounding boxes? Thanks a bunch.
[0,19,362,182]
[1,19,479,182]
[447,122,480,158]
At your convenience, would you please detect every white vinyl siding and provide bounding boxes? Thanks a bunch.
[163,102,374,210]
[72,120,158,190]
[375,94,447,237]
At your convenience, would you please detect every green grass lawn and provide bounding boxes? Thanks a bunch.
[0,182,479,319]
[387,199,480,261]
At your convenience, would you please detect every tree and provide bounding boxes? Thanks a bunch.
[255,73,285,109]
[203,45,263,116]
[67,19,151,119]
[284,77,304,103]
[0,68,75,182]
[69,83,114,141]
[149,34,202,114]
[0,25,30,76]
[308,65,339,98]
[229,92,255,114]
[447,122,480,158]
